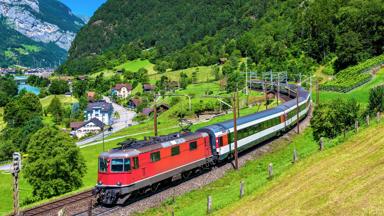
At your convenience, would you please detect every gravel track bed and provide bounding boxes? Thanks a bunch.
[110,108,313,216]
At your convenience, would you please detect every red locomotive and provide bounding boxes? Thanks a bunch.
[94,85,311,205]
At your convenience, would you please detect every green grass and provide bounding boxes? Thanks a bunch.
[315,68,384,106]
[40,95,78,109]
[216,121,384,215]
[92,59,155,78]
[137,117,383,216]
[148,66,216,84]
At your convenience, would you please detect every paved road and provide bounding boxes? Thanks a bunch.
[0,163,11,172]
[76,97,136,146]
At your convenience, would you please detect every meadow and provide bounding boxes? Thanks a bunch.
[215,121,384,215]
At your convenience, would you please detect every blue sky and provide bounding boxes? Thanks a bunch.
[59,0,106,16]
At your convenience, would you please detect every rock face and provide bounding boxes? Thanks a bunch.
[0,0,84,50]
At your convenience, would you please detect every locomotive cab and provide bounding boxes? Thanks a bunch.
[95,150,140,205]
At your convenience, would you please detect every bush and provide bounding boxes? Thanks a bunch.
[24,127,86,200]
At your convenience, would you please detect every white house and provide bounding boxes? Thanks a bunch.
[70,118,105,138]
[85,101,113,125]
[112,83,132,99]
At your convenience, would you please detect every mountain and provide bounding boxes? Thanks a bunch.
[60,0,383,75]
[0,0,85,68]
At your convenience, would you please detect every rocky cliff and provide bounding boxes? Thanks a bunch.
[0,0,85,67]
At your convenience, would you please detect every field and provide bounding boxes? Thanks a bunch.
[216,122,384,215]
[91,59,155,78]
[316,68,384,106]
[40,95,78,109]
[148,66,216,84]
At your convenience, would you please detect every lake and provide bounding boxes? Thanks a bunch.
[18,84,40,95]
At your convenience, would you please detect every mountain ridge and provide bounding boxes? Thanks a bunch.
[0,0,85,67]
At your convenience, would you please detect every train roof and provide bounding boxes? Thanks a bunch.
[100,132,208,158]
[199,85,310,132]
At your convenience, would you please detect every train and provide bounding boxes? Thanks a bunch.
[93,84,311,205]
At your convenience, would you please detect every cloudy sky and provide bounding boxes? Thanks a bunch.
[59,0,106,16]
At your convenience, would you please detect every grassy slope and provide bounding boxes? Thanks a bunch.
[40,95,78,109]
[216,122,384,216]
[316,68,384,106]
[91,59,155,78]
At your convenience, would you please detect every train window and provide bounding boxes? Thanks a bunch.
[150,151,161,162]
[123,158,131,172]
[171,146,180,156]
[133,157,139,169]
[99,158,107,172]
[111,159,124,172]
[218,137,224,147]
[189,141,197,151]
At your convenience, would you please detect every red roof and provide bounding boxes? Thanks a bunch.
[143,83,155,91]
[130,98,142,106]
[113,83,132,91]
[87,91,96,98]
[70,122,84,130]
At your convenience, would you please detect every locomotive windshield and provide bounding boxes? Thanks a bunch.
[99,158,107,172]
[111,158,131,172]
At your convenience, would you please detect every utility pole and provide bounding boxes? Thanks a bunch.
[233,93,239,170]
[236,86,240,117]
[296,84,300,134]
[12,152,21,216]
[102,126,105,152]
[276,73,280,105]
[154,95,158,137]
[264,79,268,109]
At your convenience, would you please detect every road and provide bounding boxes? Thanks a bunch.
[76,97,136,146]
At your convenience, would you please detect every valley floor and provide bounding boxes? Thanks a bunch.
[216,122,384,216]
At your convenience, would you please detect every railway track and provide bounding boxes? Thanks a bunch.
[20,190,93,216]
[16,88,305,216]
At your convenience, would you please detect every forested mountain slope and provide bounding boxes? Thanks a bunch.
[60,0,383,75]
[0,0,85,67]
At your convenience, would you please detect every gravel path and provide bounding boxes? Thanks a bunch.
[109,107,314,216]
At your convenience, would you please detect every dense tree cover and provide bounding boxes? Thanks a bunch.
[0,93,43,159]
[24,126,86,200]
[368,85,384,115]
[27,75,50,88]
[47,96,65,124]
[0,75,18,106]
[49,80,70,95]
[59,0,383,76]
[311,99,360,141]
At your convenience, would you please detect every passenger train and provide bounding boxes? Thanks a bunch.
[94,84,311,205]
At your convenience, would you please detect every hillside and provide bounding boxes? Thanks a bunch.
[60,0,383,75]
[0,0,85,67]
[216,123,384,215]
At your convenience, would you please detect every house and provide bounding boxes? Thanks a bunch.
[127,98,142,109]
[141,104,170,116]
[143,83,155,92]
[112,83,132,98]
[85,101,113,125]
[70,118,105,138]
[87,91,96,102]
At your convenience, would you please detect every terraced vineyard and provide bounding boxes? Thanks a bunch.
[321,54,384,92]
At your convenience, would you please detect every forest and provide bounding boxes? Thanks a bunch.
[59,0,383,76]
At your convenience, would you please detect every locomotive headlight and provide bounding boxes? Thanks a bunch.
[98,180,103,185]
[116,181,121,186]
